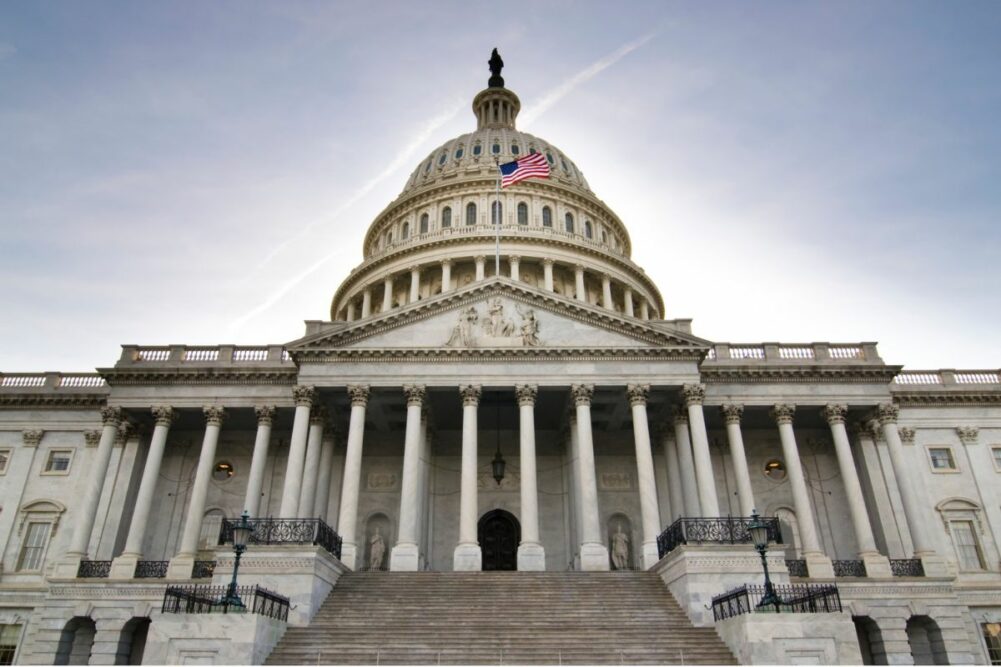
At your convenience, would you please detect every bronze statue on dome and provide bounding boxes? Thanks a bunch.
[488,48,504,88]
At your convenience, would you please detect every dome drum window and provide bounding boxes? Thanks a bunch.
[419,214,429,234]
[491,202,502,226]
[466,203,477,226]
[492,142,501,155]
[584,220,593,239]
[473,144,482,156]
[517,202,528,225]
[542,206,552,228]
[455,147,464,159]
[438,152,447,166]
[401,222,410,240]
[441,206,452,228]
[511,144,519,155]
[565,213,574,234]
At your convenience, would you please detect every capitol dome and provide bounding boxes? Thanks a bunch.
[331,52,664,323]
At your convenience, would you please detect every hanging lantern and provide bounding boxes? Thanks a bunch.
[492,446,506,485]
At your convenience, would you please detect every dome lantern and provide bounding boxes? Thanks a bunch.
[473,49,520,131]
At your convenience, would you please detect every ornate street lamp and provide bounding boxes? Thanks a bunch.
[748,509,781,611]
[221,510,254,608]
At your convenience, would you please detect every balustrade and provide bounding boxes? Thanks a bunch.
[712,583,842,621]
[77,560,112,578]
[218,518,343,559]
[832,559,867,577]
[656,516,782,558]
[162,585,289,622]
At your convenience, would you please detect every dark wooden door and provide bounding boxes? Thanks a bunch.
[479,510,520,571]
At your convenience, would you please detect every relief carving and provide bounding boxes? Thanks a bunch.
[366,471,398,491]
[445,298,542,348]
[599,472,632,490]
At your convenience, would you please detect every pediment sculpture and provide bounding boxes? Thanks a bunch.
[446,298,541,348]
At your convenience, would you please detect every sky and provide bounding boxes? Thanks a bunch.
[1,1,999,372]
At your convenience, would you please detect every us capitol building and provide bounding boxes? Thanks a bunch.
[1,53,999,666]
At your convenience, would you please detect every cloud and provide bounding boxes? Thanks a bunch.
[519,32,657,127]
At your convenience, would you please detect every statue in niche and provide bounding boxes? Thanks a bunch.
[610,523,630,570]
[369,526,386,571]
[446,306,480,347]
[483,298,515,337]
[516,305,540,346]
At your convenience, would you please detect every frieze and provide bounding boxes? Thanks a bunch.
[598,472,632,490]
[302,347,702,363]
[366,471,399,491]
[48,586,165,599]
[222,558,318,570]
[445,298,541,348]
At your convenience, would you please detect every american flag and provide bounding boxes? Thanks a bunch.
[499,151,550,188]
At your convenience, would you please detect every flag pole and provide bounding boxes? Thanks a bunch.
[494,158,501,277]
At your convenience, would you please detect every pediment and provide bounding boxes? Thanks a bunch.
[288,279,711,360]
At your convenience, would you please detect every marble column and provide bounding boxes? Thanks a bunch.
[823,404,892,577]
[441,260,453,293]
[628,384,661,568]
[361,287,372,317]
[574,265,586,301]
[475,255,486,281]
[623,287,634,317]
[66,406,122,559]
[409,266,421,304]
[313,428,336,520]
[672,408,701,517]
[601,274,613,310]
[516,384,545,570]
[168,406,226,578]
[278,385,315,518]
[338,385,369,569]
[568,415,584,561]
[382,275,393,311]
[661,428,685,521]
[244,406,275,518]
[543,258,554,291]
[572,384,610,570]
[298,407,326,519]
[683,384,720,517]
[771,404,833,577]
[639,300,649,320]
[721,404,755,517]
[509,255,520,281]
[391,385,426,571]
[454,385,482,570]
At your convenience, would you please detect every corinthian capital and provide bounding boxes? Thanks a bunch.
[309,406,329,426]
[203,406,226,426]
[22,430,43,447]
[292,385,316,408]
[459,385,482,407]
[681,383,705,407]
[876,403,899,426]
[571,384,594,407]
[347,384,370,407]
[770,403,796,425]
[626,384,650,407]
[956,426,979,444]
[898,427,916,444]
[821,404,848,425]
[403,384,427,407]
[515,384,538,407]
[721,404,743,425]
[255,405,276,426]
[83,430,101,448]
[115,421,135,446]
[151,406,175,427]
[671,405,689,426]
[100,406,123,427]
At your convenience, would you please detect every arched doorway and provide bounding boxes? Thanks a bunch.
[54,617,96,665]
[853,615,886,665]
[907,615,948,665]
[479,509,520,571]
[115,617,150,665]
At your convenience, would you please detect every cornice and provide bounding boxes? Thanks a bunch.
[298,347,704,363]
[0,393,107,408]
[892,391,1001,407]
[701,366,900,385]
[98,367,298,386]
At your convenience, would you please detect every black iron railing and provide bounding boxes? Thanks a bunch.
[192,560,216,579]
[785,559,808,577]
[77,560,112,578]
[134,560,168,578]
[890,558,925,577]
[656,516,782,558]
[712,583,842,622]
[162,584,289,622]
[219,518,343,559]
[833,559,867,577]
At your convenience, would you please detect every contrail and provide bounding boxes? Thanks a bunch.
[520,32,657,127]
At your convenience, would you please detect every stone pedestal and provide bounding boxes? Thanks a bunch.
[339,542,358,571]
[52,554,83,579]
[516,542,545,571]
[579,542,611,571]
[389,543,420,572]
[453,543,482,571]
[918,553,951,578]
[144,612,286,665]
[641,540,660,570]
[166,554,195,580]
[804,552,836,580]
[715,612,863,665]
[861,552,894,579]
[108,554,140,580]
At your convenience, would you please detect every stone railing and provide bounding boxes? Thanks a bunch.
[0,373,108,392]
[118,345,293,367]
[705,343,881,364]
[893,370,1001,386]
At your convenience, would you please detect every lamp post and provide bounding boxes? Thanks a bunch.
[748,509,781,611]
[221,510,253,608]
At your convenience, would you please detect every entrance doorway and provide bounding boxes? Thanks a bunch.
[479,509,520,571]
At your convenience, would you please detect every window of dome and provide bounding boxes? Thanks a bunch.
[424,160,432,173]
[601,230,607,244]
[492,142,501,155]
[542,206,552,228]
[438,152,447,166]
[565,213,574,234]
[545,151,554,164]
[401,222,410,240]
[764,460,786,481]
[213,461,234,482]
[491,201,502,226]
[473,143,482,156]
[386,231,393,245]
[511,144,520,155]
[517,202,528,225]
[455,146,464,159]
[441,206,452,228]
[561,158,570,173]
[584,220,593,239]
[465,202,476,226]
[419,213,429,234]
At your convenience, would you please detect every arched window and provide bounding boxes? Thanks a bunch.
[601,230,607,244]
[385,231,392,246]
[424,160,432,173]
[441,206,452,228]
[584,220,593,239]
[517,202,528,225]
[491,201,502,225]
[545,151,554,165]
[511,144,520,155]
[455,146,464,159]
[438,152,447,166]
[419,213,429,234]
[465,202,477,226]
[473,143,482,156]
[565,213,574,234]
[401,222,410,240]
[492,142,501,155]
[542,206,552,227]
[561,157,570,173]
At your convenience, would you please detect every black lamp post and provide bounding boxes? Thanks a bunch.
[221,510,253,608]
[492,402,506,485]
[748,509,781,611]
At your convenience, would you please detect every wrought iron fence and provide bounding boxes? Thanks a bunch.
[712,583,842,622]
[656,516,782,558]
[219,518,343,559]
[785,559,808,577]
[192,560,216,579]
[890,558,925,577]
[162,585,289,622]
[832,559,867,577]
[134,560,168,578]
[77,560,112,578]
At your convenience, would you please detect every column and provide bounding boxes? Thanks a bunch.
[338,385,369,569]
[454,385,482,570]
[409,266,421,303]
[382,275,393,311]
[601,274,613,310]
[572,384,610,570]
[509,255,520,281]
[672,408,700,517]
[168,406,226,578]
[623,287,634,317]
[313,428,336,520]
[110,406,174,578]
[278,385,314,517]
[823,404,891,577]
[568,415,584,565]
[65,406,121,561]
[244,406,275,518]
[574,265,586,301]
[441,260,453,293]
[771,404,833,577]
[683,384,720,517]
[391,384,426,571]
[661,427,685,521]
[721,404,755,517]
[298,407,326,518]
[639,300,649,320]
[361,287,372,317]
[346,301,356,322]
[877,403,945,574]
[475,255,486,281]
[628,384,661,568]
[516,385,545,570]
[543,258,554,291]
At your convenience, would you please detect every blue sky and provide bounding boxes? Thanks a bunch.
[1,1,999,371]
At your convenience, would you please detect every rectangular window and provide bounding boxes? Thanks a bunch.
[928,447,957,471]
[0,449,10,475]
[952,520,985,570]
[0,624,22,666]
[16,522,50,571]
[42,450,72,474]
[992,446,1001,472]
[984,622,1001,665]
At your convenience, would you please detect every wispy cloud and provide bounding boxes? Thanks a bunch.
[519,32,657,127]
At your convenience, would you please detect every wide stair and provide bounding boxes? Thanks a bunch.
[266,571,735,665]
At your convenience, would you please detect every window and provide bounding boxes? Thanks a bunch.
[564,213,574,233]
[16,522,50,571]
[438,152,447,166]
[473,143,482,156]
[0,449,10,475]
[517,202,528,225]
[492,142,501,155]
[992,446,1001,471]
[764,459,786,481]
[441,206,452,228]
[0,624,21,665]
[561,157,570,173]
[424,159,432,173]
[983,623,1001,665]
[951,520,985,570]
[928,447,957,472]
[542,206,552,228]
[545,151,554,165]
[212,461,234,481]
[419,213,429,234]
[43,450,72,475]
[601,230,607,244]
[491,201,502,225]
[584,220,593,239]
[400,222,409,240]
[454,146,464,160]
[465,202,476,226]
[511,144,519,155]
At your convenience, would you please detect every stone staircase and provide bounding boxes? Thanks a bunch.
[266,571,735,665]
